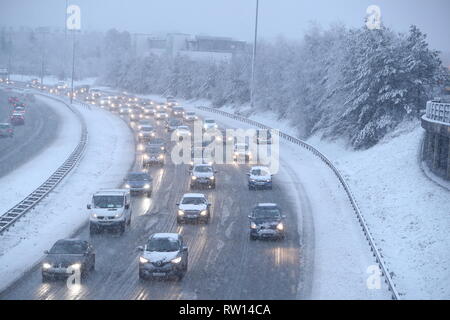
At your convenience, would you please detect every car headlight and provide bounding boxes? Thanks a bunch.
[143,184,150,189]
[125,184,130,188]
[139,133,143,137]
[209,176,215,180]
[70,263,81,270]
[160,146,165,151]
[114,212,123,218]
[250,222,257,229]
[158,154,164,160]
[178,210,184,216]
[200,210,207,216]
[91,213,98,218]
[151,132,155,136]
[143,154,149,160]
[139,256,149,264]
[42,263,52,269]
[171,256,182,264]
[191,176,197,180]
[276,223,284,231]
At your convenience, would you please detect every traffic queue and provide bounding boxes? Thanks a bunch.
[14,83,284,283]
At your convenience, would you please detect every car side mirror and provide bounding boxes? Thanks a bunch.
[215,170,218,173]
[182,246,188,252]
[44,250,49,254]
[137,246,144,252]
[87,204,91,210]
[246,173,250,176]
[247,215,252,219]
[125,204,130,209]
[282,215,287,219]
[176,203,180,206]
[207,203,211,207]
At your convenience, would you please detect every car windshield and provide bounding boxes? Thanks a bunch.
[253,207,281,219]
[147,147,162,154]
[149,139,164,145]
[127,173,149,181]
[251,169,270,176]
[178,126,189,130]
[182,197,206,205]
[258,130,272,138]
[49,241,87,254]
[93,195,124,208]
[140,127,153,132]
[147,238,179,252]
[205,120,215,123]
[194,166,213,173]
[0,124,9,129]
[235,144,249,151]
[187,112,195,116]
[170,120,181,125]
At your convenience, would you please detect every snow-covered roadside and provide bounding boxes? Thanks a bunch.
[8,74,97,87]
[0,95,81,213]
[308,123,450,299]
[0,101,134,293]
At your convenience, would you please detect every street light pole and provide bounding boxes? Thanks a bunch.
[70,30,75,104]
[250,0,259,108]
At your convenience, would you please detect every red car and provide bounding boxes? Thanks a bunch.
[0,123,14,137]
[10,113,25,126]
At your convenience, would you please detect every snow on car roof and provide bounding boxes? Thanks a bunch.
[251,166,270,171]
[151,233,179,240]
[95,189,129,196]
[182,193,206,198]
[257,203,277,207]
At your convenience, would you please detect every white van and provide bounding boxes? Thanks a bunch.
[87,189,132,235]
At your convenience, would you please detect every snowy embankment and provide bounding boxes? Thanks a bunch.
[0,99,134,293]
[8,74,98,87]
[308,122,450,299]
[208,104,450,299]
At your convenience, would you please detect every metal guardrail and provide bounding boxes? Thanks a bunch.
[196,106,400,300]
[0,91,88,235]
[425,101,450,124]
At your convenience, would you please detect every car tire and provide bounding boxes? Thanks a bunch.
[91,256,96,271]
[41,274,50,283]
[248,186,253,190]
[146,191,152,198]
[176,272,185,281]
[89,225,97,235]
[118,223,125,235]
[177,218,184,224]
[139,270,147,280]
[250,234,257,241]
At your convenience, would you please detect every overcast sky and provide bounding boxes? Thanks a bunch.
[1,0,449,53]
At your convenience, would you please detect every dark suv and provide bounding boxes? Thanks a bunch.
[248,203,286,240]
[42,239,95,282]
[0,123,14,138]
[138,233,188,281]
[124,172,153,197]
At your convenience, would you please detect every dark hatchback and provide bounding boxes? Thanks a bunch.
[248,203,286,240]
[42,239,95,282]
[124,172,153,197]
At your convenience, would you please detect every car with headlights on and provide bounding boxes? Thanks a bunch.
[42,239,95,282]
[184,111,198,122]
[247,166,272,190]
[174,125,191,139]
[155,109,169,121]
[176,193,211,224]
[233,143,252,162]
[143,105,156,116]
[147,138,166,152]
[87,189,132,235]
[172,106,185,117]
[124,172,153,197]
[166,118,183,132]
[190,164,216,189]
[138,233,188,281]
[248,203,286,240]
[0,123,14,138]
[203,119,218,131]
[143,146,165,166]
[138,125,156,142]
